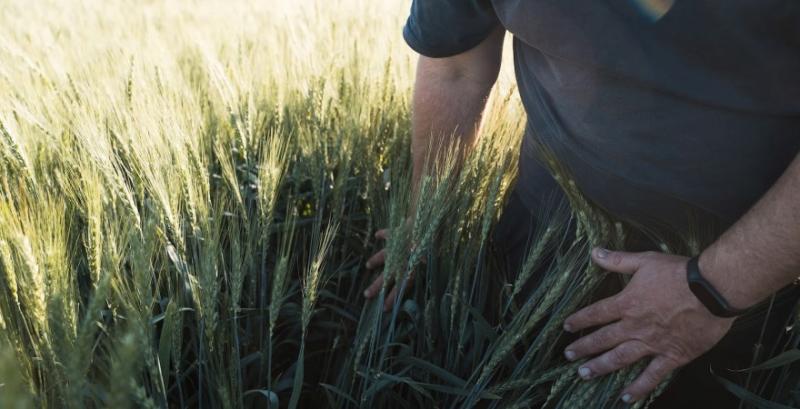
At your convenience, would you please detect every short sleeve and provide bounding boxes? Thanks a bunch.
[403,0,501,58]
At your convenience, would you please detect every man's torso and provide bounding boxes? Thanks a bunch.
[495,0,800,234]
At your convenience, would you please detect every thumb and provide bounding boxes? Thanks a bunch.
[591,247,643,275]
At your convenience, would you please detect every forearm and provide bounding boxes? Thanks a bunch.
[699,152,800,309]
[409,28,504,202]
[411,61,490,191]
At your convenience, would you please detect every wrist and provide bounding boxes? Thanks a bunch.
[697,247,761,310]
[686,255,748,317]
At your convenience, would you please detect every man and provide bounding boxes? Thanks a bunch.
[364,0,800,406]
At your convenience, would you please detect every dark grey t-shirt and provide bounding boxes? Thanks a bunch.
[403,0,800,235]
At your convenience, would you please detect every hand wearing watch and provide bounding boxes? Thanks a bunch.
[686,255,748,318]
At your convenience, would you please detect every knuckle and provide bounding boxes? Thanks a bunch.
[601,325,623,346]
[619,310,636,323]
[607,298,624,316]
[646,361,674,384]
[630,339,653,355]
[615,299,639,320]
[660,356,683,371]
[569,338,590,355]
[610,252,624,265]
[641,370,661,386]
[590,332,608,349]
[566,312,585,327]
[608,348,627,367]
[578,308,595,324]
[617,298,641,319]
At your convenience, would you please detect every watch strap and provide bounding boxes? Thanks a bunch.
[686,256,747,318]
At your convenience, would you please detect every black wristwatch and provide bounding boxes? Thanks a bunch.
[686,255,748,318]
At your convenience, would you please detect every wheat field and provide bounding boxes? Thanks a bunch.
[0,0,796,408]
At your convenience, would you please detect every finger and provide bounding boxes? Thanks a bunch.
[591,247,648,275]
[375,229,389,240]
[563,295,622,332]
[564,321,628,361]
[384,286,399,312]
[384,273,415,312]
[577,341,650,380]
[365,249,386,270]
[364,274,384,298]
[619,356,676,403]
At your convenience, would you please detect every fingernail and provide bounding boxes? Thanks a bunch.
[564,350,576,361]
[363,289,371,297]
[595,248,609,259]
[621,393,632,403]
[365,262,372,269]
[578,367,592,379]
[563,322,573,332]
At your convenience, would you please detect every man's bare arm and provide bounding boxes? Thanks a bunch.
[562,153,800,402]
[365,28,505,308]
[700,152,800,308]
[410,27,505,197]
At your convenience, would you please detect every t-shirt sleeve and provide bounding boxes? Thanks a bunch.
[403,0,501,58]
